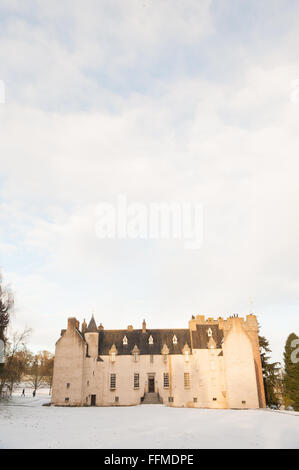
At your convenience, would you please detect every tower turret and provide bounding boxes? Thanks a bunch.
[85,315,99,358]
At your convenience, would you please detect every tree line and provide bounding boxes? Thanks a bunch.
[0,275,54,397]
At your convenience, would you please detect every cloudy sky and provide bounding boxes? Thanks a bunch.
[0,0,299,363]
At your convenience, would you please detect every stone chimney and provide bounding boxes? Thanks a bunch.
[82,319,87,334]
[98,323,104,330]
[142,319,146,333]
[67,317,77,331]
[127,325,133,331]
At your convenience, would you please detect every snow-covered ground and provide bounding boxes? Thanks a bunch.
[0,395,298,449]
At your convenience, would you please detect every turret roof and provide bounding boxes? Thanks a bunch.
[86,315,98,333]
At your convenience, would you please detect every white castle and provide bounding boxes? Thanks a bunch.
[51,314,266,408]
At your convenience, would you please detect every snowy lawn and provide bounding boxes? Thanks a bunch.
[0,395,298,449]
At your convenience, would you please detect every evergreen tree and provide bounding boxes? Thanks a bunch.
[283,333,299,411]
[259,334,281,406]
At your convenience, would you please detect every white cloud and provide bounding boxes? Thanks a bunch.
[0,1,298,361]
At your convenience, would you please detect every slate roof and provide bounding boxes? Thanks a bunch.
[191,324,224,349]
[98,328,192,356]
[86,315,98,333]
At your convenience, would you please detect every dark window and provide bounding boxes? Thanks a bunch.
[66,383,70,389]
[168,397,174,403]
[213,397,217,401]
[65,397,69,402]
[110,373,116,390]
[134,373,139,389]
[163,373,169,388]
[193,397,197,403]
[184,372,190,389]
[115,396,119,403]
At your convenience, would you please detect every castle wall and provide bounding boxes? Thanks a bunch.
[191,349,227,408]
[51,318,86,406]
[222,317,259,409]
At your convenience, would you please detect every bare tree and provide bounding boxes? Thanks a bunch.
[0,328,32,396]
[27,350,54,394]
[40,350,54,394]
[0,274,14,342]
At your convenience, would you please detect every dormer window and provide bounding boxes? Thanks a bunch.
[109,344,117,363]
[131,345,140,362]
[161,343,169,363]
[208,336,216,349]
[207,328,213,337]
[172,335,178,345]
[148,335,154,345]
[123,336,128,345]
[182,343,191,362]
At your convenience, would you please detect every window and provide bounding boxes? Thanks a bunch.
[168,397,174,403]
[66,383,70,389]
[149,335,154,345]
[182,343,190,362]
[87,380,89,386]
[109,344,117,362]
[150,354,154,364]
[161,343,169,359]
[213,397,217,401]
[193,397,197,403]
[172,335,177,345]
[123,336,128,345]
[110,373,116,390]
[115,396,119,403]
[184,372,190,389]
[207,328,213,337]
[242,400,246,405]
[132,345,140,362]
[163,373,169,389]
[65,397,69,402]
[134,373,140,389]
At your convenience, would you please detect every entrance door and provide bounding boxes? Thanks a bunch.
[91,394,96,406]
[148,378,155,393]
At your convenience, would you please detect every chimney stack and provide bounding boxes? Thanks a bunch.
[82,319,87,334]
[142,319,146,333]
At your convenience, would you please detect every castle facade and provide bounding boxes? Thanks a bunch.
[51,314,266,409]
